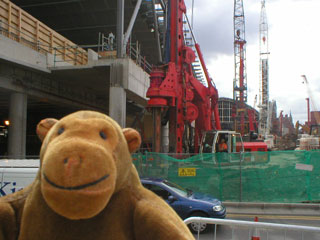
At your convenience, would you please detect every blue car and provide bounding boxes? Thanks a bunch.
[140,178,226,233]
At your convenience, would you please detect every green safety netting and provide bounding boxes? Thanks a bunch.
[132,150,320,203]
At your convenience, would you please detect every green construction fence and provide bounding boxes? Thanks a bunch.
[132,150,320,203]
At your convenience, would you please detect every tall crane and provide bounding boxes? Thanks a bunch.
[233,0,247,135]
[258,0,270,137]
[301,75,320,138]
[302,75,320,125]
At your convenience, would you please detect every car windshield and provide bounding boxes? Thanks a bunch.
[162,180,190,197]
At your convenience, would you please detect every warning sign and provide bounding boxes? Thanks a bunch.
[178,168,196,177]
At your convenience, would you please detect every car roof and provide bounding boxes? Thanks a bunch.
[140,177,164,182]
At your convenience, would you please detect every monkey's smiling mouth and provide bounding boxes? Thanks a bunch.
[43,173,110,190]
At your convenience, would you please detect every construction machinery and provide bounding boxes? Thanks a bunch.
[295,123,320,150]
[293,75,320,150]
[258,0,270,138]
[146,0,221,154]
[295,121,310,135]
[200,130,267,154]
[232,0,260,139]
[248,95,259,135]
[242,95,258,140]
[146,0,267,154]
[233,0,248,136]
[306,98,311,127]
[302,75,320,136]
[302,75,320,125]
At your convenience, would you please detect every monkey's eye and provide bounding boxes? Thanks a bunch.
[99,131,107,140]
[58,127,64,135]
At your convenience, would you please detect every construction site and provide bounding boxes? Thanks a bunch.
[0,0,320,203]
[1,1,320,239]
[0,0,318,158]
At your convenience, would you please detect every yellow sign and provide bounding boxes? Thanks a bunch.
[178,168,196,177]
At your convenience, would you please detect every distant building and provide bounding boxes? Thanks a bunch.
[282,113,295,135]
[269,100,280,136]
[218,97,259,134]
[311,111,320,125]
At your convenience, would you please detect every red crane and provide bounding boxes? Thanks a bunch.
[146,0,221,153]
[233,0,247,135]
[250,95,258,131]
[306,98,311,127]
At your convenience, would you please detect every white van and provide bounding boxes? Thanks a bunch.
[0,160,39,196]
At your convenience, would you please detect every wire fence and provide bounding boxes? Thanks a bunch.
[133,150,320,203]
[2,148,319,203]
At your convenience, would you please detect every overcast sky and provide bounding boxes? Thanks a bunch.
[184,0,320,124]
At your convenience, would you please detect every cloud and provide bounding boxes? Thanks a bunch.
[184,0,261,58]
[183,0,320,124]
[184,0,233,59]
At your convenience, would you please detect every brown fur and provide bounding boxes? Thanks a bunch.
[0,111,193,240]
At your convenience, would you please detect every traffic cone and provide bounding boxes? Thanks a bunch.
[251,216,260,240]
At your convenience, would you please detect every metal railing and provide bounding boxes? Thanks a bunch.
[0,19,43,52]
[127,45,152,73]
[52,44,97,67]
[97,33,153,73]
[184,217,320,240]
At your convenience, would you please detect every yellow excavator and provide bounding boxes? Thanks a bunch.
[295,121,310,135]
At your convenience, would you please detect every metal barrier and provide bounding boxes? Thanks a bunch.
[127,45,152,73]
[184,217,320,240]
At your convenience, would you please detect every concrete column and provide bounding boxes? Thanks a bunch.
[8,92,27,159]
[109,87,126,127]
[161,123,169,153]
[117,0,125,58]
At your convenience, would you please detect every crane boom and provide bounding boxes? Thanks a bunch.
[233,0,247,135]
[302,75,320,125]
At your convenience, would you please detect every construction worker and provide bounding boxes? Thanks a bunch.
[108,32,115,50]
[218,138,228,152]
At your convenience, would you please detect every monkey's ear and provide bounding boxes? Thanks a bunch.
[36,118,58,142]
[122,128,141,153]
